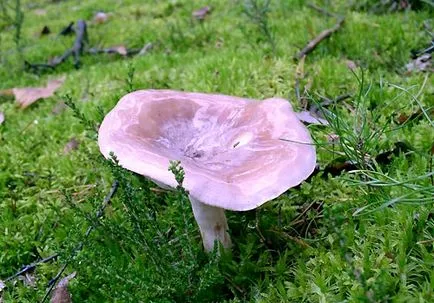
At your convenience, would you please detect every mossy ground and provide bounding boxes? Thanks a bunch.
[0,0,433,302]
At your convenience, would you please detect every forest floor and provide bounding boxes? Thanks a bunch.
[0,0,433,302]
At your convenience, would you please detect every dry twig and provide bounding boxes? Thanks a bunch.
[25,20,88,72]
[295,17,345,60]
[4,254,59,283]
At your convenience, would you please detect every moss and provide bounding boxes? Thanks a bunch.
[0,0,432,302]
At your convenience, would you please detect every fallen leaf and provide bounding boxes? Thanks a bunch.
[52,102,67,115]
[59,22,75,36]
[11,76,65,109]
[395,108,434,125]
[63,138,80,154]
[0,112,4,125]
[50,272,76,303]
[295,110,329,125]
[406,53,432,73]
[113,45,127,56]
[192,6,211,20]
[327,133,340,144]
[93,11,109,24]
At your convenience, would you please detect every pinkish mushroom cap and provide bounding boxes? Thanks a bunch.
[98,89,316,211]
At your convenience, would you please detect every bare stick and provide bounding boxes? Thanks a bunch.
[40,180,119,303]
[295,17,345,60]
[87,47,141,56]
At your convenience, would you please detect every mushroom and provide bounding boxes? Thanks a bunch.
[98,90,316,252]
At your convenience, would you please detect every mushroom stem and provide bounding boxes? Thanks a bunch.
[189,196,232,252]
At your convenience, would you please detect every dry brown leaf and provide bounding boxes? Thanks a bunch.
[0,112,4,125]
[295,110,329,125]
[346,59,357,71]
[63,138,80,154]
[93,11,109,24]
[406,54,432,73]
[12,76,65,109]
[50,272,76,303]
[192,6,211,20]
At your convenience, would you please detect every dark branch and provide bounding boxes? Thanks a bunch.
[4,254,59,283]
[25,20,87,72]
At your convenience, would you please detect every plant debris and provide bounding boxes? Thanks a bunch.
[17,272,36,288]
[295,110,329,125]
[63,138,80,154]
[322,141,414,177]
[50,272,76,303]
[406,53,432,73]
[295,17,345,60]
[52,102,67,115]
[41,25,51,36]
[59,22,75,36]
[93,11,109,24]
[346,59,358,71]
[26,20,88,71]
[3,77,66,109]
[395,107,434,124]
[192,6,211,20]
[88,45,128,56]
[4,254,59,283]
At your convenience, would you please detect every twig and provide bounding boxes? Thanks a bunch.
[25,20,88,72]
[40,180,119,303]
[295,17,345,60]
[87,47,141,56]
[4,254,59,282]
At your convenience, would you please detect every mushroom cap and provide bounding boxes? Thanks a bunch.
[98,90,316,211]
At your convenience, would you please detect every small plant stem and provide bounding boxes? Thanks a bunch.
[40,180,119,303]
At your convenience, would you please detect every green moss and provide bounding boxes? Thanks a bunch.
[0,0,432,302]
